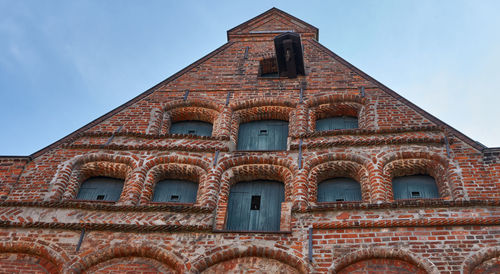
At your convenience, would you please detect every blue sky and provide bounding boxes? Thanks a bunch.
[1,0,499,155]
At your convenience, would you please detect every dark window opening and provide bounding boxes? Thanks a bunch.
[76,176,124,202]
[259,57,279,78]
[274,32,305,78]
[250,195,261,210]
[153,179,197,203]
[392,175,439,200]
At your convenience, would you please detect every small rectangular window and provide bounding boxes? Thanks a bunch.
[411,191,421,197]
[259,129,268,136]
[170,195,180,201]
[335,198,345,202]
[96,195,105,200]
[250,195,261,210]
[187,130,196,135]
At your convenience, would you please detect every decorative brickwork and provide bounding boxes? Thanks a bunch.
[190,245,309,273]
[329,247,438,273]
[70,244,183,273]
[0,8,498,274]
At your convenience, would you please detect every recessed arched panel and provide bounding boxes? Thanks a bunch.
[316,116,358,131]
[237,120,288,151]
[226,180,284,231]
[317,177,362,202]
[392,175,439,199]
[170,121,213,136]
[153,179,198,203]
[76,177,124,201]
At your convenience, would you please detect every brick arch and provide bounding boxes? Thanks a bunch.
[139,154,212,206]
[308,161,370,203]
[301,153,373,205]
[70,243,185,273]
[304,94,368,133]
[0,240,68,274]
[218,164,294,204]
[329,247,438,274]
[140,164,207,205]
[150,99,224,136]
[210,155,298,227]
[230,97,297,111]
[303,153,372,172]
[229,98,297,144]
[48,152,139,202]
[189,245,309,273]
[462,247,500,274]
[305,93,365,108]
[376,150,463,201]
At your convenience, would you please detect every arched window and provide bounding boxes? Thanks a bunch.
[392,175,439,199]
[152,179,198,203]
[226,180,284,231]
[169,121,213,136]
[237,120,288,151]
[317,177,362,202]
[316,116,358,131]
[76,176,124,201]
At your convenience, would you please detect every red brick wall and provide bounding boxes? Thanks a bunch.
[85,257,174,274]
[337,258,426,274]
[0,9,498,274]
[0,253,58,274]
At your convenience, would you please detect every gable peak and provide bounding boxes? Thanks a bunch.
[227,8,319,41]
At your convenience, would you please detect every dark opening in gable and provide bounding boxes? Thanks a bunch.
[259,57,279,78]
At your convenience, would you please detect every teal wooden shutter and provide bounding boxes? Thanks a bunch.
[170,121,213,136]
[153,179,198,203]
[316,116,358,131]
[317,177,362,202]
[237,120,288,151]
[76,177,124,201]
[392,175,439,199]
[226,180,284,231]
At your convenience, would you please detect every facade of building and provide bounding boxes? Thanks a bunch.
[0,8,499,273]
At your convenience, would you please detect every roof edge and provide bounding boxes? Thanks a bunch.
[29,42,234,159]
[309,39,487,151]
[0,156,31,160]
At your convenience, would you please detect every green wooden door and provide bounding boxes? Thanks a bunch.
[392,175,439,199]
[153,179,198,203]
[170,121,213,136]
[316,116,358,131]
[76,176,124,201]
[317,177,362,202]
[237,120,288,151]
[226,180,284,231]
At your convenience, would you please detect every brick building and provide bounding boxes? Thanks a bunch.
[0,8,499,273]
